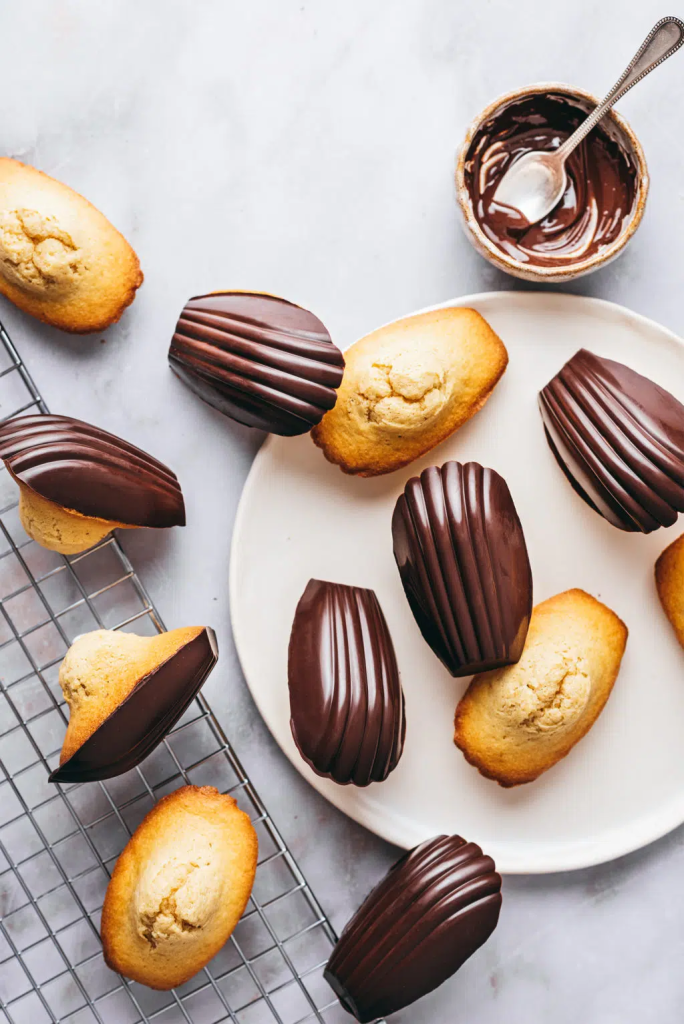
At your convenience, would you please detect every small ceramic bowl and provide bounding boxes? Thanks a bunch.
[455,83,649,283]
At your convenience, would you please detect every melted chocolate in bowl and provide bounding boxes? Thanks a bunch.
[464,93,639,268]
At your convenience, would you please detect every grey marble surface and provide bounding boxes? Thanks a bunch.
[2,1,684,1020]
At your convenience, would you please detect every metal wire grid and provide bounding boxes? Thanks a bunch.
[0,320,351,1024]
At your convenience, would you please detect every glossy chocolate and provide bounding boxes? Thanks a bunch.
[324,834,502,1022]
[169,292,345,435]
[464,93,638,267]
[288,579,405,786]
[392,462,532,677]
[50,628,218,783]
[539,349,684,533]
[0,415,185,527]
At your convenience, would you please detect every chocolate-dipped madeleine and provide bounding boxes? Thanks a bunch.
[288,579,405,786]
[539,349,684,533]
[324,834,502,1022]
[392,461,532,677]
[50,627,218,783]
[0,414,185,554]
[169,292,345,435]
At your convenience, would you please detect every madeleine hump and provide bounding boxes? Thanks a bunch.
[324,834,502,1022]
[0,158,142,333]
[0,414,185,553]
[288,579,405,786]
[169,291,345,435]
[392,461,532,676]
[50,627,218,783]
[454,589,628,787]
[101,786,257,990]
[655,532,684,648]
[539,349,684,533]
[311,307,508,476]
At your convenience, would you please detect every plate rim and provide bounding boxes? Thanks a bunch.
[229,290,684,874]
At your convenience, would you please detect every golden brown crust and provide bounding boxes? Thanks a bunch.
[0,158,142,333]
[17,482,131,555]
[310,307,508,477]
[655,533,684,647]
[454,589,628,787]
[58,627,203,763]
[101,786,258,990]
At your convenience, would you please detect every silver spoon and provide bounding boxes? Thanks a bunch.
[493,16,684,227]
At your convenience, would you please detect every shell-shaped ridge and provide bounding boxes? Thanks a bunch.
[539,349,684,533]
[324,835,502,1022]
[0,414,185,528]
[169,292,345,436]
[392,461,532,677]
[287,579,405,787]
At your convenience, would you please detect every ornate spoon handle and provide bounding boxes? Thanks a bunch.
[557,17,684,160]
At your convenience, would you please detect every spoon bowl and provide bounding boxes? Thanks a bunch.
[492,150,567,227]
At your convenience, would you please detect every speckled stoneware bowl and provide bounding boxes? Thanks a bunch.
[455,83,649,283]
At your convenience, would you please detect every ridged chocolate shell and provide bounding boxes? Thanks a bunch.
[169,292,345,435]
[392,461,532,677]
[50,628,218,783]
[0,415,185,528]
[324,834,502,1022]
[539,349,684,533]
[287,579,405,786]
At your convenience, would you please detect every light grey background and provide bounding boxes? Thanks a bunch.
[1,1,683,1020]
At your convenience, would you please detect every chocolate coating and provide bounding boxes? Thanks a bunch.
[169,292,345,435]
[324,834,502,1022]
[464,93,638,267]
[392,462,532,677]
[539,349,684,533]
[288,579,405,786]
[0,415,185,527]
[50,628,218,783]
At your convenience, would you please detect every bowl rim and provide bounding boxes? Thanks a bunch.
[454,81,650,280]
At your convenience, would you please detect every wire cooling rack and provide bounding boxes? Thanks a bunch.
[0,319,350,1024]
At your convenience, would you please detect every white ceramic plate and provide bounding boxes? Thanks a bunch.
[230,292,684,874]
